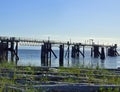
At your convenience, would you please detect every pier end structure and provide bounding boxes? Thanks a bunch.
[90,44,119,60]
[107,44,119,56]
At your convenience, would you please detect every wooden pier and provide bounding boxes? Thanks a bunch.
[0,36,120,92]
[0,36,119,66]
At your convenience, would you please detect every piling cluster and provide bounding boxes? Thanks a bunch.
[0,37,19,62]
[41,42,119,66]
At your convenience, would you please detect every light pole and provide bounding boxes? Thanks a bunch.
[89,39,94,45]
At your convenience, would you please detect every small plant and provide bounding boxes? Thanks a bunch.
[99,87,106,92]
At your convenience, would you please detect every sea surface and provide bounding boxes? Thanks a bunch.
[16,48,120,69]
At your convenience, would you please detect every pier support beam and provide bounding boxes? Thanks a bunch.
[79,45,85,58]
[93,46,100,58]
[41,45,46,66]
[91,47,93,57]
[15,42,19,62]
[0,41,8,62]
[76,45,79,57]
[59,44,64,66]
[100,47,105,60]
[65,42,70,59]
[10,41,14,61]
[71,46,76,58]
[83,46,85,58]
[5,43,8,61]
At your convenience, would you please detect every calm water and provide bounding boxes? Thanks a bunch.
[16,48,120,69]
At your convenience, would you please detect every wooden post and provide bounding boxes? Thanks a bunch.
[15,42,18,61]
[68,45,70,59]
[44,43,48,66]
[11,41,14,61]
[67,42,70,59]
[65,42,70,59]
[100,47,105,60]
[93,46,100,58]
[76,45,79,58]
[0,41,4,61]
[83,46,85,58]
[48,43,51,66]
[71,46,75,58]
[0,41,9,62]
[41,45,45,66]
[91,47,93,57]
[59,44,64,66]
[5,41,9,61]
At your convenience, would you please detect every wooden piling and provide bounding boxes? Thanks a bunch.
[15,42,19,62]
[44,43,48,66]
[65,41,70,59]
[10,41,14,61]
[47,43,52,66]
[83,46,85,58]
[91,48,93,57]
[76,45,79,57]
[93,46,100,58]
[71,46,75,58]
[67,42,70,59]
[59,44,64,66]
[100,47,105,60]
[0,41,7,62]
[6,41,9,61]
[41,45,46,66]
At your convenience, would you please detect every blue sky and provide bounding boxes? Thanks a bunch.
[0,0,120,44]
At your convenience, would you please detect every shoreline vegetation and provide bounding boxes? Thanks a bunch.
[0,62,120,92]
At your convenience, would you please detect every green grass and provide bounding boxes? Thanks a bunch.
[0,62,120,92]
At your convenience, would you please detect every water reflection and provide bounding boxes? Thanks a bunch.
[100,60,105,68]
[71,58,80,67]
